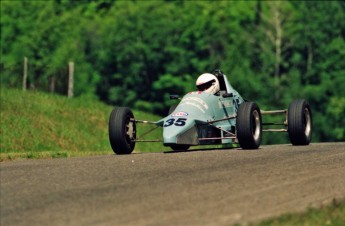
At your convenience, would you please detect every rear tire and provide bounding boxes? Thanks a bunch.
[108,107,136,154]
[287,100,312,145]
[236,102,262,149]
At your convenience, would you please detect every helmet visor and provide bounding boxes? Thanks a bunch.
[197,79,215,91]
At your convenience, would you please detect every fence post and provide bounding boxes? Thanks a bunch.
[50,76,56,93]
[23,57,28,91]
[68,61,74,98]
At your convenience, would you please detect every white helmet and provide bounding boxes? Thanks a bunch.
[196,73,220,94]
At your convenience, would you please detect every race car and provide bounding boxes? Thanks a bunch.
[108,70,312,154]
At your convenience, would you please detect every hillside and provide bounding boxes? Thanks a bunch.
[0,88,164,160]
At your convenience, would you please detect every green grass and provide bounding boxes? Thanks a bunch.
[240,199,345,226]
[0,87,165,161]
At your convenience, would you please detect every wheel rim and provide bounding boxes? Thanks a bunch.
[252,110,261,141]
[125,116,136,144]
[303,108,311,137]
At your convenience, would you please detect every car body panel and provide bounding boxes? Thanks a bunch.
[156,73,244,146]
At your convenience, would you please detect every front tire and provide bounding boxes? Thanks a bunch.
[108,107,136,154]
[287,99,312,145]
[236,102,262,149]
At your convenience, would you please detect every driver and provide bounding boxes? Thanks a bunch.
[196,73,220,95]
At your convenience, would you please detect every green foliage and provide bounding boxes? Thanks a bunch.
[326,97,345,140]
[152,74,194,114]
[1,0,344,143]
[0,0,99,95]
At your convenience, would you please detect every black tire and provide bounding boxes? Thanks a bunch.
[108,107,136,154]
[236,102,262,149]
[287,99,312,145]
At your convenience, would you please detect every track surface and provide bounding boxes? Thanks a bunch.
[1,143,345,226]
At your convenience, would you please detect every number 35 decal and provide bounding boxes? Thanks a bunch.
[164,118,187,127]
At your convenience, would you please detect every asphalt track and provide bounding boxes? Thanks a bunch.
[1,142,344,226]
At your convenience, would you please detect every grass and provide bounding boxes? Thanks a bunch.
[245,199,345,226]
[0,87,165,161]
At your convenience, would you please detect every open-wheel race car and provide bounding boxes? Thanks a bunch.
[108,70,312,154]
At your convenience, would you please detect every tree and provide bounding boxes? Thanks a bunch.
[290,1,345,142]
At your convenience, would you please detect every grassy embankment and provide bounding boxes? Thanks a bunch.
[0,87,164,161]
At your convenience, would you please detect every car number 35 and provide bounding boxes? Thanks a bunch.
[164,118,187,127]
